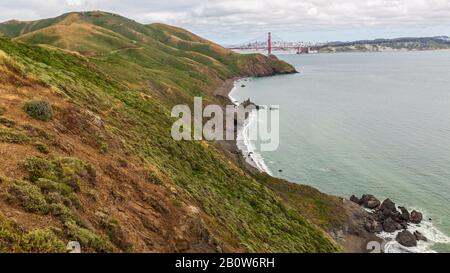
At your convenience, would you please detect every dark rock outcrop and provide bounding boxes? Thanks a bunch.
[241,99,260,110]
[361,194,381,209]
[383,218,398,233]
[396,230,417,247]
[349,194,425,248]
[380,199,397,213]
[399,206,411,222]
[411,211,423,224]
[400,221,409,230]
[350,195,362,205]
[364,219,383,233]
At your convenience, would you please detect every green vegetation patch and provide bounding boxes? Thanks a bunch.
[1,157,113,252]
[0,127,30,144]
[6,179,49,214]
[25,157,59,182]
[23,100,54,121]
[0,214,65,253]
[96,210,131,251]
[22,157,88,224]
[25,157,96,191]
[0,117,15,127]
[36,178,80,209]
[48,203,82,225]
[256,173,346,230]
[64,220,114,253]
[34,142,49,154]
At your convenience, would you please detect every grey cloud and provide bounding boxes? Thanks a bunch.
[1,0,450,43]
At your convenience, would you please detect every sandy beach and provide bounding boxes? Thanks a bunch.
[214,76,387,253]
[213,78,264,175]
[213,77,275,176]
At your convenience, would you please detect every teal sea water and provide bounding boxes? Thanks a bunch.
[230,51,450,252]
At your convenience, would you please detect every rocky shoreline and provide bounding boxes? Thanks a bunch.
[214,77,267,174]
[212,63,443,253]
[350,194,426,248]
[214,77,386,252]
[220,76,438,252]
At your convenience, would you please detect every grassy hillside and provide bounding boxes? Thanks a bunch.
[0,12,347,253]
[0,17,64,38]
[1,11,295,106]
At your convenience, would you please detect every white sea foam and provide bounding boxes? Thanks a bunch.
[377,209,450,253]
[229,81,272,175]
[230,79,450,253]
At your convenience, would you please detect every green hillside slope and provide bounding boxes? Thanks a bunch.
[1,11,295,106]
[0,12,350,253]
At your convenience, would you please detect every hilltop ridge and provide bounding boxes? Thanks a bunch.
[1,11,295,106]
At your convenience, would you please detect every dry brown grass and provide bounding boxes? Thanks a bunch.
[154,23,231,56]
[16,22,135,56]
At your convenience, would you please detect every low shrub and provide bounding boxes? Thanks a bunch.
[19,229,66,253]
[24,157,90,208]
[25,157,93,191]
[87,189,98,201]
[34,142,49,154]
[24,157,58,182]
[96,211,132,251]
[0,128,30,144]
[7,180,49,214]
[64,220,114,253]
[21,124,50,139]
[35,178,81,209]
[36,178,73,198]
[0,215,65,253]
[49,203,82,224]
[23,100,53,121]
[0,117,15,127]
[45,191,73,208]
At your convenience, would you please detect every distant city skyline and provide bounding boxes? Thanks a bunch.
[1,0,450,44]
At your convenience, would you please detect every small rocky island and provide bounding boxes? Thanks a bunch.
[241,98,261,110]
[350,194,426,248]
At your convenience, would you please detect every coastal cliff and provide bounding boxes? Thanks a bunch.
[0,11,370,253]
[237,54,297,76]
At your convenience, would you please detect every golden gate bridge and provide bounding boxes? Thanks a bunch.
[227,32,324,55]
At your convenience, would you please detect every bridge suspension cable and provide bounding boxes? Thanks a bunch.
[228,32,323,55]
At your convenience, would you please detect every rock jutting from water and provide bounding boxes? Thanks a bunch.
[350,194,424,248]
[240,99,261,110]
[396,230,417,247]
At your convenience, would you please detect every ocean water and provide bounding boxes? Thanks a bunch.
[230,51,450,252]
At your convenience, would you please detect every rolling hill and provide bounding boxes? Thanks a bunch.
[1,11,295,106]
[0,11,369,253]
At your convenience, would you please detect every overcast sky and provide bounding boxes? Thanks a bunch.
[1,0,450,44]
